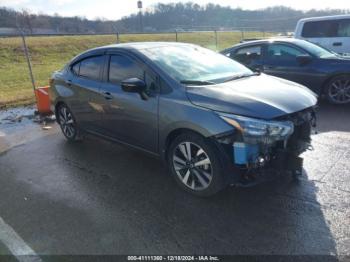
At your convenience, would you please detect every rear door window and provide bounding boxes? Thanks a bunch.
[233,45,262,65]
[78,56,104,81]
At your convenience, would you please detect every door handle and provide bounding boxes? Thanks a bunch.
[333,42,342,46]
[103,91,113,100]
[265,66,276,70]
[65,80,72,86]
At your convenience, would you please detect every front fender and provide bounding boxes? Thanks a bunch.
[158,97,234,159]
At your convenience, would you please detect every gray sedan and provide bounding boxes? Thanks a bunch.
[49,42,317,196]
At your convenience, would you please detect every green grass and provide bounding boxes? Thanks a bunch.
[0,31,273,108]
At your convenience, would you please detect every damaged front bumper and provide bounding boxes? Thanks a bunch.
[214,107,316,187]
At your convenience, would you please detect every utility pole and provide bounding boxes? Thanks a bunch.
[20,31,36,92]
[16,12,36,93]
[137,1,143,32]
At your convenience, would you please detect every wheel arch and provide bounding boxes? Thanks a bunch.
[161,126,234,162]
[161,127,210,161]
[159,113,234,160]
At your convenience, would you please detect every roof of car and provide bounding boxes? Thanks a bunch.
[226,37,308,50]
[88,41,197,52]
[297,14,350,23]
[69,42,201,64]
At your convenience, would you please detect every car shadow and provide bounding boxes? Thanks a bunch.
[316,101,350,133]
[54,135,338,257]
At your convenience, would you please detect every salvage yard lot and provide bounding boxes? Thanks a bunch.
[0,30,349,259]
[0,102,349,258]
[0,31,271,108]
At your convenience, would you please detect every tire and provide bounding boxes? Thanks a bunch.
[324,75,350,104]
[57,104,83,142]
[167,132,227,197]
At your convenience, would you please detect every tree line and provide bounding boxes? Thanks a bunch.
[0,2,349,34]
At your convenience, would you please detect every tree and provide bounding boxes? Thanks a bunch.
[0,3,348,34]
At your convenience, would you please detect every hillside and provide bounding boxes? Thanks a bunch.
[0,3,349,34]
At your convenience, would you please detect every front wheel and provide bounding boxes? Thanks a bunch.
[167,132,227,197]
[57,104,83,142]
[325,75,350,104]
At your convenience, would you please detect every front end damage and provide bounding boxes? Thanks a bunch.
[214,107,317,186]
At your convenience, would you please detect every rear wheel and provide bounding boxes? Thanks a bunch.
[57,104,82,142]
[325,75,350,104]
[167,132,227,197]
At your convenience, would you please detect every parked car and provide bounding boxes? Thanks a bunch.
[221,38,350,104]
[294,15,350,55]
[49,42,317,197]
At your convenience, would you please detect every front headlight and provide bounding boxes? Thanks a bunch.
[219,113,294,143]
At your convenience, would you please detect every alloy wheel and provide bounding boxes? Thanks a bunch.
[328,78,350,104]
[58,106,76,138]
[172,142,213,191]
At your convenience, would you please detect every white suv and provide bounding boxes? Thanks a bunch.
[295,15,350,56]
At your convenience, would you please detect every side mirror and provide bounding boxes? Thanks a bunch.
[121,78,148,100]
[296,54,312,65]
[251,66,261,73]
[121,78,146,92]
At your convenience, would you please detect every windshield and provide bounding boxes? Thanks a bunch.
[140,45,253,84]
[296,40,337,58]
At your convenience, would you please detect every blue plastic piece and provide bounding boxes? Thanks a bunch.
[233,142,259,165]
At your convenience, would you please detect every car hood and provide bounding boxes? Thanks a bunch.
[186,74,318,120]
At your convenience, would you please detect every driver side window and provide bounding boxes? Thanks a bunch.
[108,55,158,94]
[267,44,306,61]
[109,55,144,84]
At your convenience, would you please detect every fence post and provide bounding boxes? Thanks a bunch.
[20,32,36,92]
[116,32,120,44]
[241,30,244,41]
[214,30,218,50]
[175,30,178,42]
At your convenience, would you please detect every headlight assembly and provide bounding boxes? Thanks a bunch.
[219,113,294,143]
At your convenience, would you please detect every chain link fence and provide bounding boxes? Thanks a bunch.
[0,30,278,108]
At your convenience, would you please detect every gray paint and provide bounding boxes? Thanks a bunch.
[49,42,317,158]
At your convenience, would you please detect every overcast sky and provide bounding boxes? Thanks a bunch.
[0,0,349,20]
